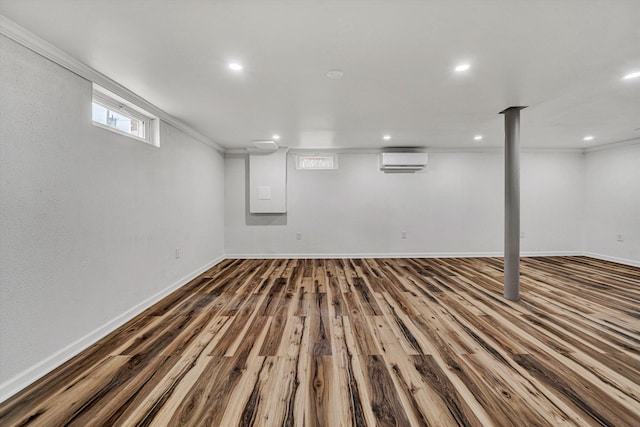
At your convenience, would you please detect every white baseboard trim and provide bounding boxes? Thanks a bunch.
[0,255,225,404]
[583,252,640,268]
[224,251,583,259]
[226,252,501,259]
[522,251,584,257]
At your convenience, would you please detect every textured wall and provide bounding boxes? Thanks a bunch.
[0,35,225,394]
[225,150,584,257]
[583,143,640,265]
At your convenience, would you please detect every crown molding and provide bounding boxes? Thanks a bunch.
[228,142,638,155]
[225,146,588,156]
[584,137,640,153]
[0,15,224,152]
[246,147,289,154]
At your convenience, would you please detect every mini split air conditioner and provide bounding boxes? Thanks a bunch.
[380,152,428,172]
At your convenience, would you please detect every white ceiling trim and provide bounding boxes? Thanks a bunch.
[0,15,224,152]
[583,137,640,153]
[225,146,585,157]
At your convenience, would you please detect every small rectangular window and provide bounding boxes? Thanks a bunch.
[295,154,338,170]
[91,85,158,146]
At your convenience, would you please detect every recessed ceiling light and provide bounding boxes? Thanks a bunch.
[326,70,344,79]
[455,63,471,72]
[474,135,483,141]
[272,134,280,140]
[583,135,594,141]
[383,135,391,140]
[623,71,640,80]
[228,63,243,71]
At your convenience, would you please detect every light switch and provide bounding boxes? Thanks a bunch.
[257,186,272,200]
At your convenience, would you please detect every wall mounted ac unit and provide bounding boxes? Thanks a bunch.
[380,152,428,172]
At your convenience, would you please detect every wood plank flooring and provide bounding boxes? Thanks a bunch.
[1,256,639,426]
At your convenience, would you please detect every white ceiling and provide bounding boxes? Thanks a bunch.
[1,0,639,150]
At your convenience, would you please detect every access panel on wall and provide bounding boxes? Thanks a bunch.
[248,148,288,214]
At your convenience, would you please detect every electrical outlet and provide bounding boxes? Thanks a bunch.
[617,233,624,242]
[520,231,525,238]
[175,248,181,259]
[296,232,302,240]
[401,231,407,239]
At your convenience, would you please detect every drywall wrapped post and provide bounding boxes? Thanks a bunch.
[500,106,526,301]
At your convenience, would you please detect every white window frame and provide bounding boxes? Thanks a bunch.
[295,153,339,170]
[91,84,159,147]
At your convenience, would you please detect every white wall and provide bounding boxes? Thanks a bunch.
[583,143,640,265]
[521,151,584,253]
[0,35,225,398]
[249,148,288,213]
[225,150,584,257]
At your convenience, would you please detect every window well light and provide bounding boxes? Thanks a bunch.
[272,134,280,140]
[583,135,594,141]
[623,71,640,80]
[228,63,243,71]
[383,135,391,140]
[455,63,470,72]
[474,135,483,141]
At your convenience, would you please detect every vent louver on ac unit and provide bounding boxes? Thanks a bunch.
[380,152,428,172]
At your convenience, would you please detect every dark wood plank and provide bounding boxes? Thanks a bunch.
[2,256,640,426]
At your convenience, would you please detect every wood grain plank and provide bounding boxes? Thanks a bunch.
[2,256,639,427]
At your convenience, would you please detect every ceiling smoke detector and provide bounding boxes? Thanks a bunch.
[326,70,344,79]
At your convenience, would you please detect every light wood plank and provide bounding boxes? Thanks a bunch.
[1,256,639,427]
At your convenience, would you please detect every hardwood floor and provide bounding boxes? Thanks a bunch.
[1,256,639,426]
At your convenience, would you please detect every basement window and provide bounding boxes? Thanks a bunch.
[295,154,338,170]
[91,85,158,146]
